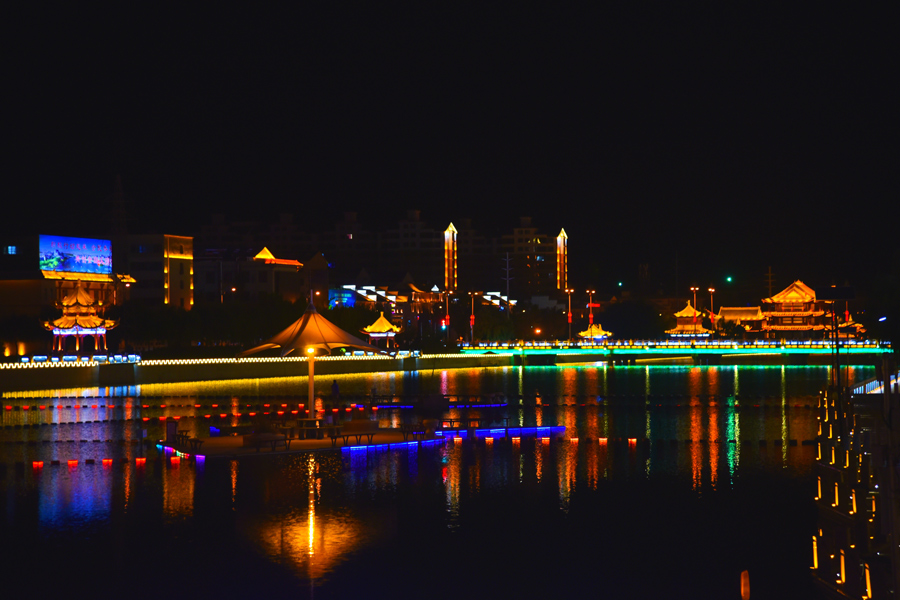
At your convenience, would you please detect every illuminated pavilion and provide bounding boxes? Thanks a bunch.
[665,302,713,337]
[578,323,613,342]
[362,311,402,349]
[42,283,119,352]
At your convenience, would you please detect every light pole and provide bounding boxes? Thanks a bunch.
[586,289,596,326]
[469,291,479,345]
[445,290,452,344]
[565,288,574,342]
[708,287,716,330]
[690,286,699,333]
[306,346,316,410]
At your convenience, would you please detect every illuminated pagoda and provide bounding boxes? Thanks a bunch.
[761,280,828,338]
[578,323,613,342]
[665,302,713,337]
[362,311,402,349]
[42,283,118,352]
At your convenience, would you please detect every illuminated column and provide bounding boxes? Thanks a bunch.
[444,223,458,291]
[556,228,567,290]
[307,347,316,408]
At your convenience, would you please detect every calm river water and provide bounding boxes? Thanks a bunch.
[0,365,872,599]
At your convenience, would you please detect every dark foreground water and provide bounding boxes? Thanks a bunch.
[0,365,871,599]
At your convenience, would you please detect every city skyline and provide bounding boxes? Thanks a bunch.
[6,6,894,293]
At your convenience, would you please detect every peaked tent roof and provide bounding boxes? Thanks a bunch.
[238,301,384,357]
[763,280,816,303]
[362,312,401,334]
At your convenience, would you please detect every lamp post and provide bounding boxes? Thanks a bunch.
[565,288,574,342]
[708,287,716,330]
[306,347,316,410]
[586,289,596,326]
[469,291,479,345]
[690,286,699,334]
[445,290,452,344]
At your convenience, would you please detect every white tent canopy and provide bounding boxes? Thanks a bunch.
[239,301,384,357]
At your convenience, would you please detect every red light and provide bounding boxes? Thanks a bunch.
[67,460,78,467]
[136,458,146,465]
[159,416,167,420]
[372,406,378,411]
[264,404,270,408]
[91,405,97,409]
[57,405,64,409]
[291,410,298,414]
[170,457,180,465]
[332,408,339,413]
[599,438,608,444]
[281,404,287,408]
[142,417,150,421]
[359,406,364,411]
[220,414,227,418]
[102,459,113,467]
[33,461,44,469]
[160,404,166,408]
[173,416,181,420]
[39,405,46,410]
[195,404,201,408]
[204,415,211,418]
[277,411,284,415]
[142,405,149,408]
[249,412,256,416]
[212,404,218,408]
[345,408,352,412]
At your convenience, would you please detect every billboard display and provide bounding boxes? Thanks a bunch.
[39,235,112,275]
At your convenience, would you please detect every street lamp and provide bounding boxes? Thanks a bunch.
[565,288,574,342]
[690,286,699,333]
[586,289,596,326]
[306,346,316,410]
[468,291,481,345]
[708,287,716,331]
[445,290,452,344]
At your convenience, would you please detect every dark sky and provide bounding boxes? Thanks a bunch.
[7,5,895,297]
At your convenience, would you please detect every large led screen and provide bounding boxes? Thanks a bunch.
[39,235,112,275]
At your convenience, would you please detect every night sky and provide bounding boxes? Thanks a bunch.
[7,6,895,297]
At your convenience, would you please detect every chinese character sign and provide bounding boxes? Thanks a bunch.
[39,235,112,274]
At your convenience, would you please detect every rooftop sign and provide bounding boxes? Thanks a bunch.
[39,235,112,275]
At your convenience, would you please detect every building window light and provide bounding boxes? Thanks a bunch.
[5,245,16,255]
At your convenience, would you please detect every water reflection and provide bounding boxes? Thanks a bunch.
[2,365,868,598]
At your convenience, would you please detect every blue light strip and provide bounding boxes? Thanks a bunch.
[436,425,565,438]
[340,438,448,454]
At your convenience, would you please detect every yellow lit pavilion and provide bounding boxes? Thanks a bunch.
[42,283,118,352]
[362,312,402,349]
[578,323,613,341]
[665,302,713,337]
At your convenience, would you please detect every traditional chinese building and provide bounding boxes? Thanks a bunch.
[715,306,766,335]
[578,323,613,342]
[665,302,713,337]
[761,280,828,338]
[362,312,402,349]
[42,283,118,353]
